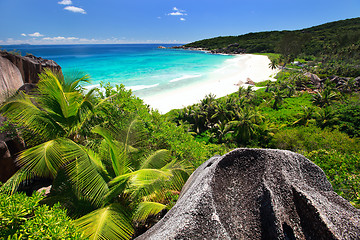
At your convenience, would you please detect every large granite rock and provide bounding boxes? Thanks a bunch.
[0,57,23,102]
[136,148,360,240]
[304,72,322,89]
[0,51,62,84]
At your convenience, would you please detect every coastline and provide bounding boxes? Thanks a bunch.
[141,54,279,113]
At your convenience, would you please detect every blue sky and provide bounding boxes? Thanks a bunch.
[0,0,359,45]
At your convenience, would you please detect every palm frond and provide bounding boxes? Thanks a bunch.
[62,140,110,206]
[132,201,166,222]
[18,139,68,178]
[92,126,131,176]
[140,149,171,170]
[75,204,134,240]
[0,169,35,194]
[0,93,65,140]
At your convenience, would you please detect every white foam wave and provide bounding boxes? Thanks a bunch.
[169,74,202,83]
[126,83,159,91]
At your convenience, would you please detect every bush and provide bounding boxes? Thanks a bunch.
[269,126,360,153]
[0,190,85,239]
[305,150,360,208]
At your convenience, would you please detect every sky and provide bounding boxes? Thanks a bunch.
[0,0,359,45]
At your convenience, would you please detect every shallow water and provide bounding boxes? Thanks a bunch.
[2,44,235,98]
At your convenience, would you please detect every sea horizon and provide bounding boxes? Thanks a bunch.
[1,44,236,100]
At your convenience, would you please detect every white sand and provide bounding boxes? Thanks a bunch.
[141,54,278,113]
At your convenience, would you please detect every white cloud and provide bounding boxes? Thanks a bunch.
[64,6,86,14]
[21,33,27,37]
[58,0,72,5]
[168,7,187,16]
[180,18,186,21]
[42,36,79,41]
[28,32,44,37]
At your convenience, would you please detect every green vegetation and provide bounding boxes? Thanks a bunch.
[185,17,360,76]
[167,49,360,208]
[1,17,359,239]
[0,189,85,239]
[0,70,221,239]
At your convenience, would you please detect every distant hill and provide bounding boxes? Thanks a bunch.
[184,17,360,57]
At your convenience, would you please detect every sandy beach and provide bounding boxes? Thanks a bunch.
[141,54,279,113]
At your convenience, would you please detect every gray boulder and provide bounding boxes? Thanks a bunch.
[0,57,23,102]
[0,116,25,182]
[304,72,321,89]
[136,148,360,240]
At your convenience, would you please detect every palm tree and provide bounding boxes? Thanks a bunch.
[269,58,279,70]
[212,120,231,143]
[315,107,338,129]
[1,70,189,239]
[1,69,95,145]
[74,126,189,239]
[292,106,315,126]
[271,89,283,110]
[312,87,339,107]
[228,107,261,145]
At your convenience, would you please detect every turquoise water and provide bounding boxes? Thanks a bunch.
[2,44,234,97]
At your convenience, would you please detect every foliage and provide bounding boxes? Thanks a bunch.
[0,190,85,239]
[0,71,191,239]
[269,126,360,153]
[305,150,360,208]
[185,17,360,77]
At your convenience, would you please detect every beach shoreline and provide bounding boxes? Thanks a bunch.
[140,54,279,113]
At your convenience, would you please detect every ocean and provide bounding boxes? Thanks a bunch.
[1,44,235,98]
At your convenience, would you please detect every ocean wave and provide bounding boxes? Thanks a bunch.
[169,74,202,83]
[126,83,159,91]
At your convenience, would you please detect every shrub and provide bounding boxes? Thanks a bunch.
[0,190,85,239]
[269,126,360,153]
[305,150,360,208]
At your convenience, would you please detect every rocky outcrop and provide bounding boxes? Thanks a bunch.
[0,51,62,84]
[0,116,25,182]
[0,57,23,102]
[304,72,322,89]
[136,148,360,240]
[0,51,59,182]
[245,78,255,85]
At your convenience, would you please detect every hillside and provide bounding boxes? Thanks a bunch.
[184,17,360,57]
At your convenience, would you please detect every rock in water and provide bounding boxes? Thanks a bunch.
[136,148,360,240]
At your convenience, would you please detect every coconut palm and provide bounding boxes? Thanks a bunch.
[312,87,339,107]
[269,58,279,70]
[292,106,315,126]
[0,69,95,145]
[0,70,189,239]
[315,107,338,129]
[271,89,284,110]
[212,120,231,143]
[228,107,261,145]
[74,126,189,239]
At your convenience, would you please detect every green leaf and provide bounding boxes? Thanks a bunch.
[132,201,166,222]
[75,204,134,240]
[140,149,171,170]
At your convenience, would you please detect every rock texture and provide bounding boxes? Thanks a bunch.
[304,72,322,89]
[0,116,25,182]
[0,51,62,84]
[136,148,360,240]
[0,57,23,102]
